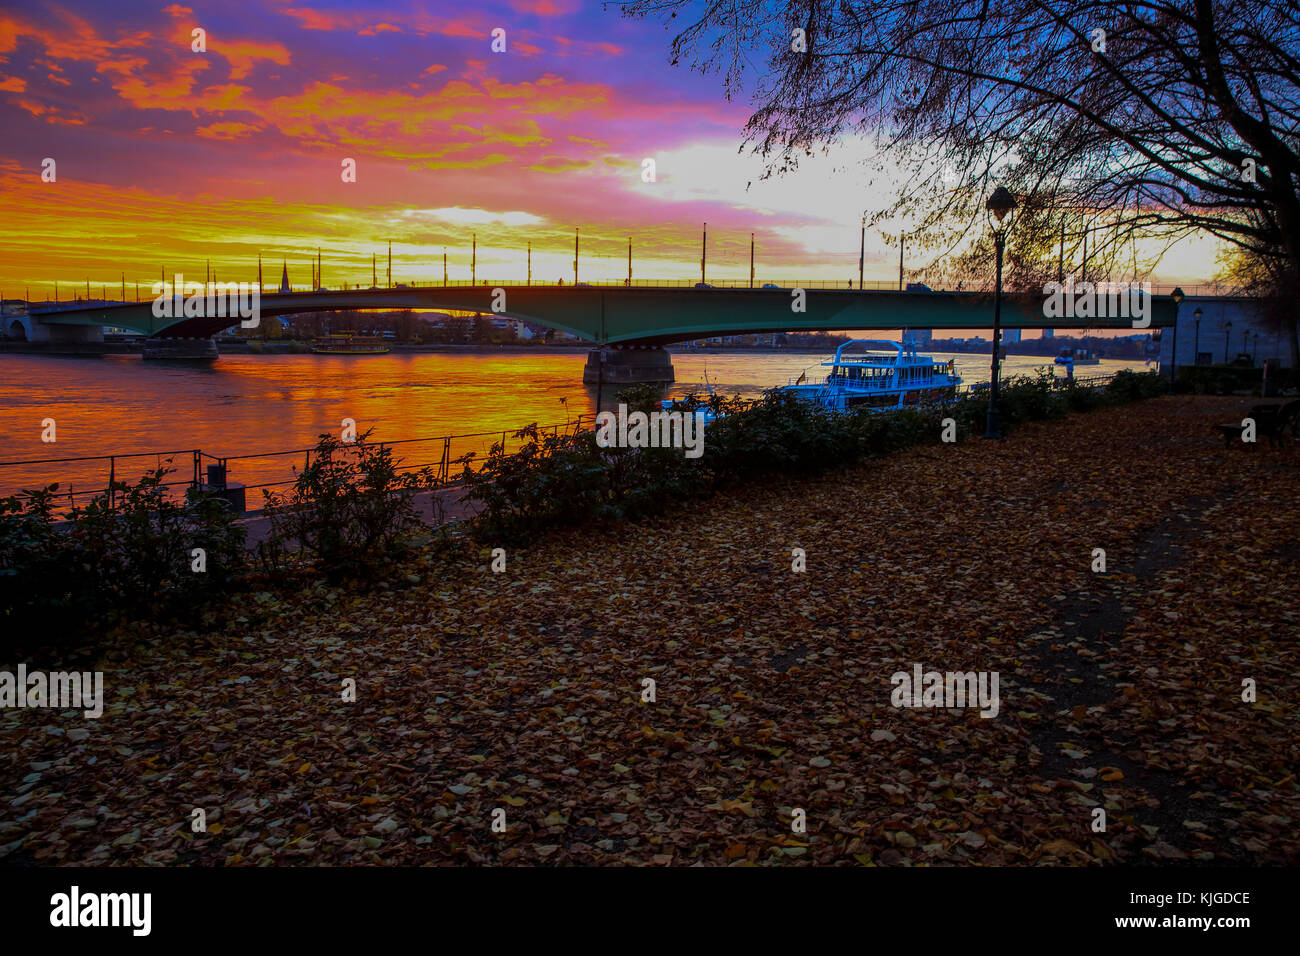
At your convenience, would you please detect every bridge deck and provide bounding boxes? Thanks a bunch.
[27,284,1178,344]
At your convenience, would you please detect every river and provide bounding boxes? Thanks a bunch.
[0,349,1150,500]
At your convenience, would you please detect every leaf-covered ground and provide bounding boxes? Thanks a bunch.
[3,394,1297,865]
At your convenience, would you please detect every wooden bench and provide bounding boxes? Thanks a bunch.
[1213,402,1299,448]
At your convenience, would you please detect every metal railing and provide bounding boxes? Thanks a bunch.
[0,449,203,511]
[0,416,595,513]
[19,279,1238,311]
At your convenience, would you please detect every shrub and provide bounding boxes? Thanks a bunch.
[1106,369,1167,402]
[259,430,436,580]
[0,468,247,643]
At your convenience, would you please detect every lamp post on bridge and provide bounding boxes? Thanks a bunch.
[983,185,1017,440]
[701,222,707,285]
[859,213,866,290]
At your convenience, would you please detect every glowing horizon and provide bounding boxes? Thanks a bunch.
[1,0,1224,303]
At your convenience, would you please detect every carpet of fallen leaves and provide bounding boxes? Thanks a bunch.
[2,394,1298,866]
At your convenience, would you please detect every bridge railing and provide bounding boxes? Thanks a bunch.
[260,279,1227,295]
[20,280,1232,311]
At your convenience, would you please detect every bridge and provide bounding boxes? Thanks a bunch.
[9,282,1178,382]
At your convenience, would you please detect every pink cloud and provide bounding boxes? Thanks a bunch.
[509,0,582,15]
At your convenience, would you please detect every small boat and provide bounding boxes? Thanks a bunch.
[311,332,390,355]
[660,369,721,424]
[1054,348,1100,366]
[781,337,961,411]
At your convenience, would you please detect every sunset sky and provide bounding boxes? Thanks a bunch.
[0,0,1222,300]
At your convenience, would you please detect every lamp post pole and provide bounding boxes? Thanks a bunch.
[701,222,707,285]
[985,227,1006,439]
[1167,288,1184,388]
[982,186,1017,438]
[859,215,865,290]
[1224,321,1232,363]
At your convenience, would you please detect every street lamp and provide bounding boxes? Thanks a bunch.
[983,186,1016,439]
[1168,287,1184,387]
[1193,307,1203,366]
[1223,319,1232,363]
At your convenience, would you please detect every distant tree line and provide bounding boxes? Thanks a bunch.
[928,334,1156,358]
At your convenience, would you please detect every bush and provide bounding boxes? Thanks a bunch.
[0,467,246,643]
[259,430,436,580]
[1174,365,1261,395]
[1107,368,1167,402]
[461,367,1170,543]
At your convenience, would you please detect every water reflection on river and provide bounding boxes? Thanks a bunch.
[0,349,1149,498]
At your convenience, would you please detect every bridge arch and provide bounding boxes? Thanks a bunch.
[6,316,30,341]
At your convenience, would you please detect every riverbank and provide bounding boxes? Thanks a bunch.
[0,340,842,356]
[2,394,1296,865]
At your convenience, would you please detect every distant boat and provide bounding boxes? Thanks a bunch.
[781,337,961,411]
[1054,348,1100,366]
[661,368,721,424]
[311,332,390,355]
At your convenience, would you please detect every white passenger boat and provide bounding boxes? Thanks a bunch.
[781,337,962,411]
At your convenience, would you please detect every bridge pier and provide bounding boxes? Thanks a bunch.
[143,337,219,361]
[582,346,674,385]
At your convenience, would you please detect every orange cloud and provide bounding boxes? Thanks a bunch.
[0,75,25,92]
[218,39,291,79]
[96,56,211,111]
[280,7,366,31]
[529,155,592,172]
[196,120,260,140]
[441,22,482,39]
[11,98,88,124]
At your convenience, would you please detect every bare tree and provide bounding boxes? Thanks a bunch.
[623,0,1300,359]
